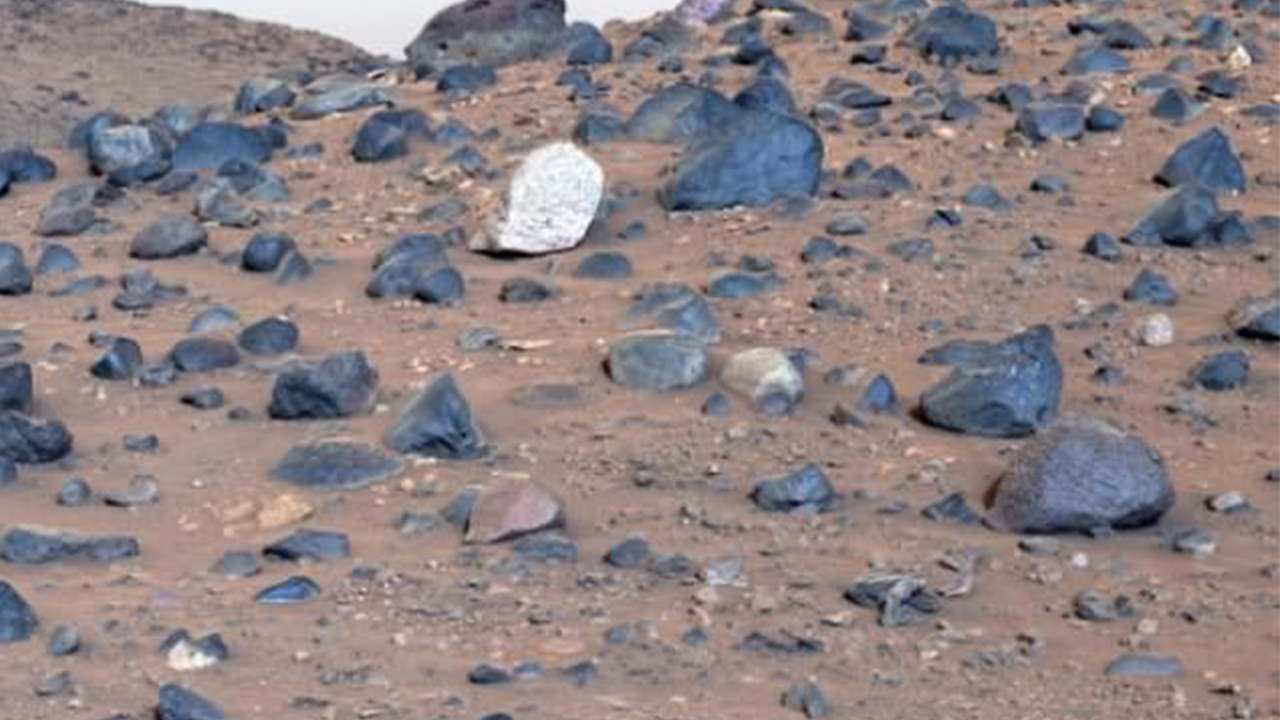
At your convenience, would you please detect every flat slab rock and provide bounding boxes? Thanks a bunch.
[464,483,565,544]
[271,441,404,491]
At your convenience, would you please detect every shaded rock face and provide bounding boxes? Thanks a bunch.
[384,374,486,460]
[0,580,38,643]
[405,0,568,70]
[659,107,825,211]
[268,351,379,421]
[607,332,711,392]
[992,416,1175,534]
[918,326,1063,438]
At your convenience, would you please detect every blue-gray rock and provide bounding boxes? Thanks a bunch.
[922,492,982,524]
[0,412,73,464]
[963,183,1009,211]
[0,362,31,415]
[604,536,650,569]
[1084,232,1123,262]
[255,576,321,604]
[608,333,711,392]
[1227,293,1280,342]
[218,160,289,202]
[170,338,240,373]
[0,243,33,296]
[242,233,296,273]
[1104,653,1183,678]
[1129,186,1221,248]
[1151,87,1202,125]
[919,326,1063,438]
[158,684,225,720]
[263,529,351,562]
[437,64,498,94]
[272,250,313,286]
[845,571,938,627]
[626,84,744,145]
[0,581,37,643]
[405,0,568,69]
[708,271,779,299]
[575,251,633,280]
[34,245,80,276]
[782,680,830,718]
[91,337,144,381]
[905,6,999,64]
[512,532,578,562]
[384,374,486,459]
[1123,268,1178,306]
[291,82,393,121]
[414,265,466,306]
[1016,104,1086,142]
[194,180,257,228]
[268,351,378,420]
[659,109,824,211]
[620,284,721,344]
[734,76,797,115]
[1154,127,1246,195]
[190,306,240,334]
[752,464,836,512]
[235,77,297,114]
[1087,105,1126,132]
[993,415,1175,534]
[272,441,404,491]
[130,216,208,260]
[88,125,171,186]
[1188,350,1249,391]
[1062,45,1130,75]
[0,147,56,184]
[1,525,138,563]
[352,109,430,163]
[172,122,272,171]
[237,318,298,356]
[566,22,612,65]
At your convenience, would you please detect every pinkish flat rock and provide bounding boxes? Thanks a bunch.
[464,483,565,544]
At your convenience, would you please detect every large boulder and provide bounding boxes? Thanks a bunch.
[905,6,1000,64]
[88,124,172,186]
[384,374,486,459]
[918,326,1063,438]
[0,411,73,464]
[625,84,744,146]
[658,108,824,211]
[405,0,569,70]
[172,122,273,171]
[991,416,1175,534]
[470,142,604,255]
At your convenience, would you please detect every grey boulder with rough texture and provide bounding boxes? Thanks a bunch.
[608,332,710,392]
[130,216,208,260]
[268,351,379,420]
[992,415,1175,534]
[0,411,73,464]
[385,374,486,459]
[0,580,37,643]
[406,0,568,70]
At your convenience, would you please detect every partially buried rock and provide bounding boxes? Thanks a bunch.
[169,337,240,373]
[241,233,296,273]
[0,412,74,464]
[752,464,837,513]
[1,525,139,563]
[608,332,710,392]
[721,348,804,415]
[919,326,1063,438]
[237,318,299,356]
[272,441,404,491]
[130,216,208,260]
[782,680,830,719]
[464,483,564,544]
[1227,292,1279,342]
[263,529,351,561]
[991,415,1175,534]
[157,683,227,720]
[1104,653,1183,678]
[91,337,143,380]
[471,142,603,255]
[845,571,938,627]
[1188,349,1249,390]
[254,576,320,604]
[384,374,486,459]
[659,108,824,211]
[268,351,378,420]
[0,580,38,643]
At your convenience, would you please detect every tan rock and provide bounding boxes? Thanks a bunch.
[257,494,315,529]
[464,483,564,544]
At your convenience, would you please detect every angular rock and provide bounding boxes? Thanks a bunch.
[235,77,297,114]
[384,374,486,459]
[659,109,824,211]
[919,326,1063,438]
[352,109,430,163]
[254,576,320,604]
[1155,127,1246,195]
[625,83,743,146]
[722,348,804,415]
[237,318,299,356]
[905,6,999,64]
[35,244,80,275]
[0,147,56,184]
[0,580,37,643]
[88,124,171,186]
[1188,350,1250,390]
[608,332,710,392]
[472,142,604,255]
[1227,292,1280,341]
[620,284,721,344]
[157,684,226,720]
[414,265,466,305]
[1016,104,1086,142]
[0,412,73,464]
[130,216,208,260]
[1124,268,1178,306]
[272,441,404,491]
[263,529,351,562]
[752,464,836,513]
[782,681,830,719]
[194,180,257,228]
[1,525,139,564]
[992,415,1175,534]
[169,338,240,373]
[0,243,33,296]
[464,483,564,544]
[845,571,938,627]
[268,351,378,420]
[0,362,32,414]
[291,82,393,121]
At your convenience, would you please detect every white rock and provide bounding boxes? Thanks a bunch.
[1133,313,1175,347]
[721,348,804,413]
[472,142,604,256]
